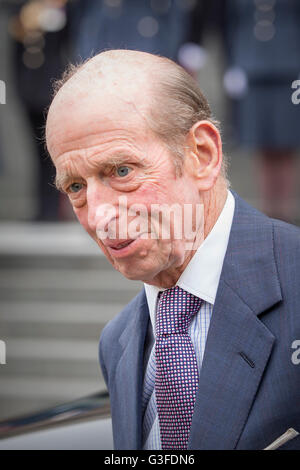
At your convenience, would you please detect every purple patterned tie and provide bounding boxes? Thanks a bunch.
[155,286,202,450]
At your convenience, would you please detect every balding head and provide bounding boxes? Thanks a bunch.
[46,49,225,177]
[49,50,156,111]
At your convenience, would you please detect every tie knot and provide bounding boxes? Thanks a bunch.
[156,286,202,336]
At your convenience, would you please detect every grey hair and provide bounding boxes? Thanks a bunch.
[141,56,229,182]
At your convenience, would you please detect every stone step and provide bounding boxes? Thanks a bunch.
[0,222,100,257]
[0,268,141,292]
[1,338,99,362]
[0,321,105,340]
[0,375,103,401]
[0,301,124,325]
[0,287,137,303]
[0,267,141,303]
[0,253,109,270]
[0,357,101,379]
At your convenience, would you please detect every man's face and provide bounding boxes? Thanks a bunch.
[47,92,202,286]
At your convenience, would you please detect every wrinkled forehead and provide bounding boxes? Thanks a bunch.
[46,74,152,161]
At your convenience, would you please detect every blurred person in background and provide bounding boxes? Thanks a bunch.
[9,0,72,220]
[221,0,300,223]
[67,0,208,78]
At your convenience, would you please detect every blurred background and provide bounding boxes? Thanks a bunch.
[0,0,299,422]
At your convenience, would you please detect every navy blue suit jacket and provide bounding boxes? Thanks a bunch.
[99,192,300,449]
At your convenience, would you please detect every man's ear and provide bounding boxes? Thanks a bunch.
[184,120,222,191]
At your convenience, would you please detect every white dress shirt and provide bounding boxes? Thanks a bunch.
[142,190,235,449]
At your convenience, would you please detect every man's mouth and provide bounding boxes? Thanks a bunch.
[100,234,146,258]
[103,239,135,251]
[110,239,134,250]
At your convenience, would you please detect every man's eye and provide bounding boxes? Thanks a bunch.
[116,166,132,177]
[68,182,83,193]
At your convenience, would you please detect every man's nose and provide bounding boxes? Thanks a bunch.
[86,180,117,234]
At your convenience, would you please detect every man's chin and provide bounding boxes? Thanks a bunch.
[112,259,160,283]
[115,266,154,282]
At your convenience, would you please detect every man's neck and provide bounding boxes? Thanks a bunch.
[203,180,228,239]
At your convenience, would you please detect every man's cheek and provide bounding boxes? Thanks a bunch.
[73,207,86,227]
[135,181,171,206]
[74,207,96,240]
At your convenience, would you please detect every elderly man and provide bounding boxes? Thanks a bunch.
[46,50,300,450]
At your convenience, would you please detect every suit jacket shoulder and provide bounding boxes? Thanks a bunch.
[99,290,147,389]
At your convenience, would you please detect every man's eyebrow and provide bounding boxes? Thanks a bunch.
[55,153,149,191]
[54,172,79,192]
[88,152,148,167]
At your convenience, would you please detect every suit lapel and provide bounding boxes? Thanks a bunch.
[188,280,276,449]
[112,290,149,449]
[189,192,282,449]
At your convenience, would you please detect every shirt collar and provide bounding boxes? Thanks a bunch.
[144,190,235,330]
